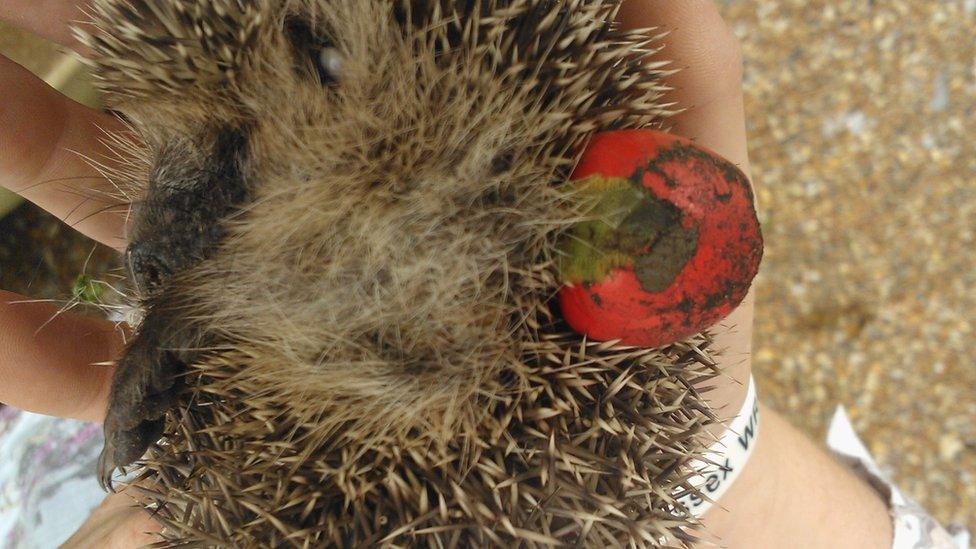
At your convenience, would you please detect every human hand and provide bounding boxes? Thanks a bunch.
[0,3,159,547]
[58,487,160,549]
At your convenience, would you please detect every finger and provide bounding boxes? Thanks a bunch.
[0,54,129,250]
[0,0,90,53]
[0,290,122,422]
[61,490,162,549]
[618,0,750,175]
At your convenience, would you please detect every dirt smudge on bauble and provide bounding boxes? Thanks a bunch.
[615,190,699,293]
[633,223,699,293]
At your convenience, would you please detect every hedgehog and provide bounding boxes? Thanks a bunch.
[75,0,736,546]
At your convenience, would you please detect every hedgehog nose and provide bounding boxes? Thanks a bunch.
[126,243,173,295]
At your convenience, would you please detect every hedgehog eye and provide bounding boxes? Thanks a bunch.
[318,47,343,83]
[284,17,340,85]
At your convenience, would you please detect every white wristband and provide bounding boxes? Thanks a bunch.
[675,375,760,518]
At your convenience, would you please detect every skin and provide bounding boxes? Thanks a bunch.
[0,1,894,547]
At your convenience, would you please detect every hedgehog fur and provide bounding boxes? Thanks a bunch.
[76,0,730,546]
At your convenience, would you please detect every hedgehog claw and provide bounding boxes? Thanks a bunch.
[98,417,166,491]
[99,323,190,489]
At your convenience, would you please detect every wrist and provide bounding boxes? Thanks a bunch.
[695,403,894,549]
[699,286,755,439]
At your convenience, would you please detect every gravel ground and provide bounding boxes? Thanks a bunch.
[1,1,973,534]
[721,0,976,530]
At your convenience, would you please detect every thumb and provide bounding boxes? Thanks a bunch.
[618,0,750,175]
[60,490,162,549]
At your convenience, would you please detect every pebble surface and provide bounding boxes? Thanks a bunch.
[720,0,976,529]
[1,1,974,533]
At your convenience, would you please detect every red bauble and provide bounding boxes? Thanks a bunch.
[557,130,763,348]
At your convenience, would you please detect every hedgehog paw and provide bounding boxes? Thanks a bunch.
[98,335,188,490]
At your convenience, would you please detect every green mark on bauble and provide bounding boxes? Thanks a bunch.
[557,175,699,293]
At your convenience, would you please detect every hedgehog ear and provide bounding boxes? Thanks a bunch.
[74,0,271,103]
